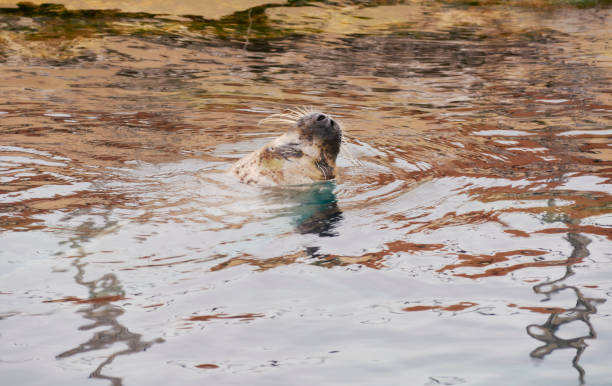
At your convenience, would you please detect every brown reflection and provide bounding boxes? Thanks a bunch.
[403,301,478,312]
[187,313,264,322]
[508,304,566,314]
[526,233,606,385]
[44,294,126,303]
[313,241,445,270]
[436,249,577,279]
[55,223,163,386]
[0,141,137,233]
[431,186,612,280]
[195,363,219,369]
[210,240,445,272]
[1,0,610,240]
[536,225,612,241]
[407,210,507,235]
[474,190,611,224]
[210,251,304,272]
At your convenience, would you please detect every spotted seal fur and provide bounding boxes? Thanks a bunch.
[231,108,342,186]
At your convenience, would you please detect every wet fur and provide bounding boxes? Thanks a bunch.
[231,109,342,186]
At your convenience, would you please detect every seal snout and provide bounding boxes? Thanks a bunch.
[316,113,334,127]
[316,113,340,131]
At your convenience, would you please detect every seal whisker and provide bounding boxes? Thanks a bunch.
[288,108,308,119]
[316,161,327,179]
[304,106,317,115]
[269,113,299,120]
[258,110,302,126]
[290,106,317,119]
[258,117,297,126]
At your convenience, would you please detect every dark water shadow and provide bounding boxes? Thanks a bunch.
[526,232,606,385]
[264,180,343,238]
[55,221,164,386]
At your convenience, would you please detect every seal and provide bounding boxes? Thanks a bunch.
[231,109,342,186]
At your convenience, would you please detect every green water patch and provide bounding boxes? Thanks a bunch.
[1,2,153,18]
[0,0,429,44]
[2,1,415,53]
[180,0,403,47]
[441,0,612,7]
[0,0,607,57]
[557,0,612,7]
[546,0,612,6]
[1,0,604,44]
[183,4,295,45]
[0,2,156,39]
[0,1,318,47]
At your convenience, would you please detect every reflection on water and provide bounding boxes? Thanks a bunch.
[1,1,612,385]
[527,232,606,385]
[52,222,164,386]
[266,181,343,237]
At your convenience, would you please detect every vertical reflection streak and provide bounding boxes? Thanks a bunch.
[526,233,606,385]
[56,222,163,386]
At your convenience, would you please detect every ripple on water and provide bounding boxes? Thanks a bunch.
[1,1,612,386]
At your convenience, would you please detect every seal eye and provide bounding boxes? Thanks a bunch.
[316,114,326,122]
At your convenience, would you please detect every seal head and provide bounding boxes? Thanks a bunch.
[231,111,342,186]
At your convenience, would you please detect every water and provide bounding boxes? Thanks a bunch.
[1,1,611,385]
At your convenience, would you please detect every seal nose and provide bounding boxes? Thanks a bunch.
[316,114,326,122]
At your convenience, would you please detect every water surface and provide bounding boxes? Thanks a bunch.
[1,1,611,385]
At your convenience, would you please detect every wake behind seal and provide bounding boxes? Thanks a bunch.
[230,108,342,186]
